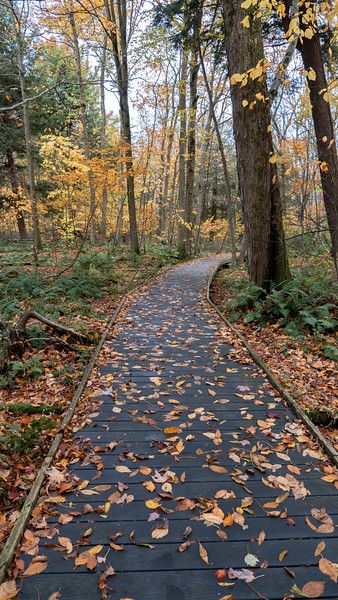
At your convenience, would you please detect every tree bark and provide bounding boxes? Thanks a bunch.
[183,6,203,258]
[9,1,42,249]
[281,4,338,275]
[222,0,290,288]
[198,46,236,259]
[6,148,28,240]
[100,35,108,241]
[68,5,97,245]
[177,49,188,256]
[105,0,139,254]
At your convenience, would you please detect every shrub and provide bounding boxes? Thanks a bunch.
[0,417,55,453]
[225,270,337,348]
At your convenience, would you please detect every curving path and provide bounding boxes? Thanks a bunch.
[20,257,338,599]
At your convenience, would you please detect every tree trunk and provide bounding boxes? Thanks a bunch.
[6,148,28,240]
[100,35,108,241]
[280,3,338,275]
[10,5,42,250]
[198,46,236,259]
[105,0,139,254]
[183,6,203,258]
[177,49,188,256]
[299,36,338,275]
[222,0,290,288]
[68,6,96,245]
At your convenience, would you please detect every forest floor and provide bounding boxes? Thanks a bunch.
[3,255,338,600]
[0,241,178,551]
[210,255,338,452]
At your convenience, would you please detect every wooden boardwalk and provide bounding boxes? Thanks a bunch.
[19,257,338,599]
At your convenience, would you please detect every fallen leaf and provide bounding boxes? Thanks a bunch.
[258,530,265,545]
[0,580,18,600]
[151,519,169,539]
[198,542,209,564]
[302,581,325,598]
[245,553,259,567]
[318,557,338,582]
[22,556,48,577]
[315,541,326,557]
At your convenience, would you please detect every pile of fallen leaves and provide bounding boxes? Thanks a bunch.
[211,262,338,451]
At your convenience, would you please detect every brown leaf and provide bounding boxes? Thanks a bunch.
[0,580,18,600]
[315,541,326,557]
[301,581,325,598]
[109,543,124,551]
[209,465,228,474]
[47,593,61,600]
[129,531,154,549]
[58,537,73,554]
[198,542,209,564]
[151,520,169,539]
[178,541,192,552]
[258,530,266,545]
[318,557,338,582]
[22,556,48,578]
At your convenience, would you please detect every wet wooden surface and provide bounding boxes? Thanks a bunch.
[19,257,338,599]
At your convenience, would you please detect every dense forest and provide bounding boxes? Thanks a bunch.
[0,0,336,270]
[0,1,338,596]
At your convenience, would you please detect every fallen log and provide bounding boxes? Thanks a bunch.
[0,311,92,373]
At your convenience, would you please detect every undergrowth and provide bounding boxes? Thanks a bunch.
[223,265,338,359]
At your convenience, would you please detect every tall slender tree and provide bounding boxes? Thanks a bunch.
[222,0,290,288]
[104,0,139,254]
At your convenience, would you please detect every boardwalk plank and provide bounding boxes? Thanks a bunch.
[17,258,338,599]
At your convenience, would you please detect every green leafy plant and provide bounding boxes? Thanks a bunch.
[225,270,338,349]
[0,417,55,453]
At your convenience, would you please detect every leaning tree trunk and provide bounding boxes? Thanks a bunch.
[222,0,290,288]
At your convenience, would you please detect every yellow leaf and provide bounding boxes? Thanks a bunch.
[241,0,253,7]
[149,377,161,385]
[304,27,314,39]
[250,63,263,80]
[164,427,182,434]
[230,73,244,85]
[143,481,156,492]
[279,550,288,561]
[87,545,103,555]
[242,99,249,107]
[145,499,160,509]
[241,15,251,28]
[308,68,316,81]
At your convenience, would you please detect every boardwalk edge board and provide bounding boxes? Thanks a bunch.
[206,259,338,469]
[0,266,168,585]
